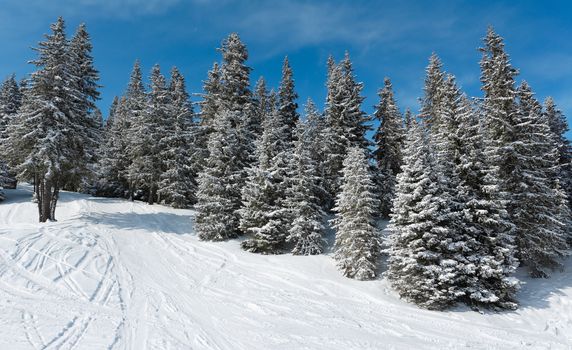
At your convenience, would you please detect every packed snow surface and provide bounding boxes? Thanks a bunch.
[0,185,571,350]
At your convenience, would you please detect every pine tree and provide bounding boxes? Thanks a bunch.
[253,76,271,129]
[158,67,196,208]
[240,106,292,253]
[544,97,572,211]
[278,56,299,143]
[333,146,380,280]
[0,74,22,141]
[373,77,405,218]
[129,65,169,205]
[123,60,147,199]
[322,53,370,207]
[286,120,325,255]
[387,121,463,309]
[194,62,222,174]
[420,53,445,130]
[510,82,569,277]
[65,23,101,191]
[434,75,519,308]
[304,98,329,207]
[5,17,93,221]
[196,109,243,241]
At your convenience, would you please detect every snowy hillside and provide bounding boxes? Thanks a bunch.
[0,185,571,350]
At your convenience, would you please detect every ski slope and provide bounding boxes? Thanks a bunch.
[0,185,571,350]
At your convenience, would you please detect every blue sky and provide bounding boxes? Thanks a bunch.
[1,0,571,138]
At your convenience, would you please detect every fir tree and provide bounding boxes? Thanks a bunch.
[333,147,380,280]
[278,56,299,143]
[129,65,169,204]
[196,109,243,241]
[387,121,463,309]
[510,82,569,277]
[373,77,405,218]
[544,97,572,211]
[420,53,445,130]
[286,120,325,255]
[322,53,370,207]
[158,67,196,208]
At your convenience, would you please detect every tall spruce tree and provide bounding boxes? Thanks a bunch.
[322,53,370,207]
[332,146,380,280]
[286,120,325,255]
[420,53,445,130]
[5,17,96,221]
[196,109,243,241]
[129,65,169,204]
[158,67,196,208]
[387,121,464,309]
[510,82,569,276]
[544,97,572,211]
[373,77,405,218]
[278,56,299,143]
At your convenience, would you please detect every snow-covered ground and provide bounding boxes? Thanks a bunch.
[0,185,570,350]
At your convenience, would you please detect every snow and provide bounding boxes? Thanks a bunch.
[0,185,571,349]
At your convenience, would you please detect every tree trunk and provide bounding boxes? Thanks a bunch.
[39,178,52,223]
[148,183,155,205]
[49,177,59,221]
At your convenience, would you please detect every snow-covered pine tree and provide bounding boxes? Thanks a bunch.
[218,33,257,199]
[196,109,243,241]
[544,97,572,211]
[0,74,22,197]
[194,62,222,175]
[373,77,405,219]
[129,65,169,205]
[240,105,292,253]
[435,75,519,309]
[0,74,22,142]
[304,98,329,208]
[98,96,132,197]
[420,53,445,130]
[158,67,196,208]
[509,82,569,277]
[123,60,147,199]
[5,17,90,221]
[332,146,380,280]
[286,119,325,255]
[387,120,465,309]
[404,108,413,130]
[239,117,285,253]
[278,56,299,143]
[64,22,101,191]
[253,76,271,130]
[322,53,370,207]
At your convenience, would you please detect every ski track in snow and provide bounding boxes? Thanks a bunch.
[0,185,571,349]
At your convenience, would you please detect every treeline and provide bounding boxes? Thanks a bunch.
[0,19,571,311]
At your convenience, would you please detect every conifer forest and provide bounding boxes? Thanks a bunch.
[0,13,571,350]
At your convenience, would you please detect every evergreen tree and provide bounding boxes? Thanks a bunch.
[510,82,569,276]
[158,67,196,208]
[286,120,325,255]
[278,56,299,143]
[420,53,445,130]
[322,53,370,207]
[196,109,243,241]
[304,98,329,207]
[373,77,405,218]
[544,97,572,211]
[434,76,519,308]
[333,146,380,280]
[5,17,94,221]
[123,60,147,199]
[194,62,222,174]
[0,75,22,141]
[253,76,271,129]
[387,121,463,309]
[240,106,292,253]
